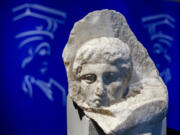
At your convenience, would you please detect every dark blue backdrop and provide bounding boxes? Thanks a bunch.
[1,0,180,135]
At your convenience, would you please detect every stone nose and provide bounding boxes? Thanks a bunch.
[95,81,104,96]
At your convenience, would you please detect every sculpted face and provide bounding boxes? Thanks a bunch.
[79,61,131,107]
[72,37,132,108]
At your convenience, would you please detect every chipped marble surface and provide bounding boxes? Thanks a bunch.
[63,9,168,135]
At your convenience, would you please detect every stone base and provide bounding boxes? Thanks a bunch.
[67,96,166,135]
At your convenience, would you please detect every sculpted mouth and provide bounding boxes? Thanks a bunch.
[94,99,100,103]
[93,96,101,101]
[92,96,102,106]
[88,96,103,107]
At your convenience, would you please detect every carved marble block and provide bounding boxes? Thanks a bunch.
[63,9,168,135]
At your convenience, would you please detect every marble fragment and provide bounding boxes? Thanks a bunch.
[63,9,168,135]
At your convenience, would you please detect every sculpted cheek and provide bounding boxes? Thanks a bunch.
[80,81,89,92]
[81,81,95,97]
[107,82,123,98]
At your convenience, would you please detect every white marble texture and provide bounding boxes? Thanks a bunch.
[63,9,168,135]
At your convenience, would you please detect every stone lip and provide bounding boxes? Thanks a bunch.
[63,9,168,134]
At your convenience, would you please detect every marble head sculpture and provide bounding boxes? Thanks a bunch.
[63,10,168,134]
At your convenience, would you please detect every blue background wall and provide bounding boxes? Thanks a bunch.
[1,0,180,135]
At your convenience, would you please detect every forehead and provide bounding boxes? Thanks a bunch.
[80,63,119,75]
[75,38,130,63]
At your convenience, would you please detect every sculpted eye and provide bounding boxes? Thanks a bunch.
[103,72,117,84]
[80,74,97,84]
